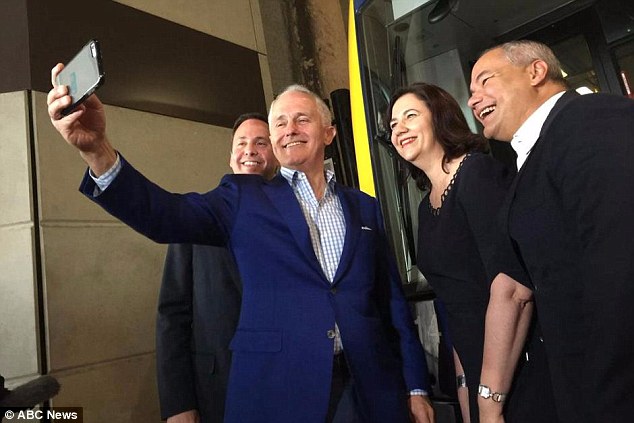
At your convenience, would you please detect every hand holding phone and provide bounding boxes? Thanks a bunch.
[55,39,105,116]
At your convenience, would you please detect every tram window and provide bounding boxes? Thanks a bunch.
[549,35,600,94]
[613,40,634,98]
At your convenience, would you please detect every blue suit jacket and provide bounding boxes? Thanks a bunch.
[80,158,429,423]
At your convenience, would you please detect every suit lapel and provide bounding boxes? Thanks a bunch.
[509,90,579,195]
[504,90,580,223]
[263,174,325,277]
[332,186,361,285]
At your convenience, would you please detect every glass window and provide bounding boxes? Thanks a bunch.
[551,35,600,94]
[614,39,634,97]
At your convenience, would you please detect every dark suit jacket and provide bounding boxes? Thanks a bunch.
[504,91,634,423]
[80,162,429,423]
[156,243,241,422]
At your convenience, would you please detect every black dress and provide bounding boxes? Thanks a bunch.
[417,153,556,423]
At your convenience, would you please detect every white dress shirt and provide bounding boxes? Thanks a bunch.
[511,91,566,170]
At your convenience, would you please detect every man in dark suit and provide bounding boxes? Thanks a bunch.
[156,113,278,423]
[468,40,634,423]
[47,67,435,423]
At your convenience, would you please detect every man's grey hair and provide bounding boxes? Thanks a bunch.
[485,40,568,86]
[268,84,333,126]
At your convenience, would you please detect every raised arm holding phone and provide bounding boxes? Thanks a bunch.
[48,63,115,176]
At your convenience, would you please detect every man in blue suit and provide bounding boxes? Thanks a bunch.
[157,112,279,423]
[48,66,435,422]
[468,40,634,423]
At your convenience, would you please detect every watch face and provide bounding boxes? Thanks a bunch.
[478,384,506,402]
[478,384,491,398]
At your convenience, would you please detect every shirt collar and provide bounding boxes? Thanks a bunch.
[280,166,337,190]
[511,91,566,169]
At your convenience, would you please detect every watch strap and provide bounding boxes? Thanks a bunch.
[478,384,507,403]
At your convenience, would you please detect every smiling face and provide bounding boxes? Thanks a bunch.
[229,118,278,179]
[268,90,335,174]
[389,93,440,165]
[468,47,539,142]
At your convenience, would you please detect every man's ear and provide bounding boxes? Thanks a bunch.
[324,125,336,146]
[228,151,236,172]
[529,59,549,86]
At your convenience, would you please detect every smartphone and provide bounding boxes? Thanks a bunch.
[56,39,105,116]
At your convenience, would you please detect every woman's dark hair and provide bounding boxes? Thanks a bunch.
[385,82,488,190]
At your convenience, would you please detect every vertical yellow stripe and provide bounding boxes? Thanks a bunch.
[348,0,376,197]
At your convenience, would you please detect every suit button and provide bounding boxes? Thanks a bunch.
[330,287,337,294]
[326,330,336,339]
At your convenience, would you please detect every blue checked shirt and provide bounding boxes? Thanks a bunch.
[280,167,346,354]
[91,154,122,194]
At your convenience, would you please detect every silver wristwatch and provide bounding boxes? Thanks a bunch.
[478,384,507,403]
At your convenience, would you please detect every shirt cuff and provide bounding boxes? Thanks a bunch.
[409,389,428,396]
[89,153,121,195]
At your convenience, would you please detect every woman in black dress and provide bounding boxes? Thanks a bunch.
[386,83,555,423]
